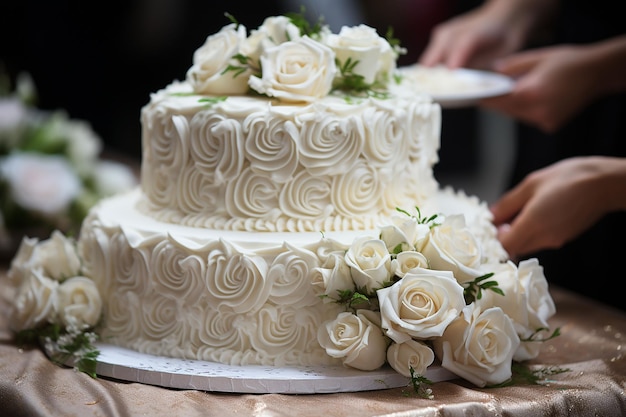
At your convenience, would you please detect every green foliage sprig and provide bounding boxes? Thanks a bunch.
[17,322,100,378]
[403,366,434,399]
[463,272,503,304]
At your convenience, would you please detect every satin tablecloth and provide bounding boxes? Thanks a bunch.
[1,268,625,417]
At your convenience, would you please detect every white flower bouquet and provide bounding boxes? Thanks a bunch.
[314,207,561,392]
[186,11,406,102]
[0,73,137,253]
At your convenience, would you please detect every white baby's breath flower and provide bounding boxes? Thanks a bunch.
[0,153,81,216]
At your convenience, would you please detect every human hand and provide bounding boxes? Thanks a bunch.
[480,45,602,132]
[490,156,626,259]
[418,1,541,69]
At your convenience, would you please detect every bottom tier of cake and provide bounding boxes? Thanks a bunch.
[78,187,504,367]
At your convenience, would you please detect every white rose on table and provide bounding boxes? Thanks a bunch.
[433,303,520,387]
[418,214,484,283]
[248,36,337,103]
[475,259,556,361]
[386,339,435,377]
[377,269,466,342]
[33,230,81,280]
[392,251,430,278]
[379,213,430,254]
[317,309,387,371]
[10,268,58,332]
[57,276,102,329]
[7,236,38,287]
[344,236,393,293]
[186,23,252,95]
[0,153,81,216]
[324,24,394,84]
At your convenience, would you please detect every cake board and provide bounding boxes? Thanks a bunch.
[63,343,457,394]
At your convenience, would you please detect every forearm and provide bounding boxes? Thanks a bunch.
[481,0,559,42]
[597,156,626,212]
[584,35,626,96]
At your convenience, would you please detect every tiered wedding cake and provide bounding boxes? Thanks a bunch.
[7,14,557,388]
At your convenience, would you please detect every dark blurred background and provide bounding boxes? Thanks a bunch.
[1,0,481,175]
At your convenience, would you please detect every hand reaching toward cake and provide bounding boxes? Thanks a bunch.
[490,156,626,259]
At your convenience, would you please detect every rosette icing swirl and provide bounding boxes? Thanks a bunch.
[267,243,321,306]
[151,240,206,303]
[189,112,244,183]
[244,113,299,184]
[279,171,333,220]
[225,166,281,220]
[331,160,380,216]
[205,242,271,313]
[298,113,364,176]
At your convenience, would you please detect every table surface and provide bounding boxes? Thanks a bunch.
[1,268,625,417]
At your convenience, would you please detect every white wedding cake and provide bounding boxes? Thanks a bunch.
[7,14,557,388]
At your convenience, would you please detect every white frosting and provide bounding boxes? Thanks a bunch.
[78,186,505,367]
[138,81,441,232]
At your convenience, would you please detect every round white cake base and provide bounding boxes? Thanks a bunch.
[79,343,457,394]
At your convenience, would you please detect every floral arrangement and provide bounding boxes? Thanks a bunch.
[185,11,405,102]
[7,230,102,376]
[313,207,561,392]
[0,72,137,252]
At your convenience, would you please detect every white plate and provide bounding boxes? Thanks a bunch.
[397,65,514,108]
[63,343,457,394]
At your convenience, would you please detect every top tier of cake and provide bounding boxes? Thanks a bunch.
[136,16,443,232]
[138,82,441,232]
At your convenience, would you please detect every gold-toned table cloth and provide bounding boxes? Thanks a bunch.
[1,268,625,417]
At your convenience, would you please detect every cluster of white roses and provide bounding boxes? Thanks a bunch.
[186,14,402,102]
[7,230,102,373]
[315,209,557,388]
[0,73,137,248]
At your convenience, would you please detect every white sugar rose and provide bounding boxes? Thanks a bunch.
[33,230,81,280]
[419,214,483,283]
[0,153,81,216]
[387,339,435,377]
[379,214,430,253]
[241,16,302,67]
[392,251,430,278]
[248,36,337,102]
[433,304,520,387]
[325,24,394,84]
[475,259,556,361]
[57,276,102,329]
[345,236,393,293]
[10,268,59,332]
[377,269,465,342]
[7,236,38,287]
[186,23,252,95]
[311,252,355,302]
[317,309,387,371]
